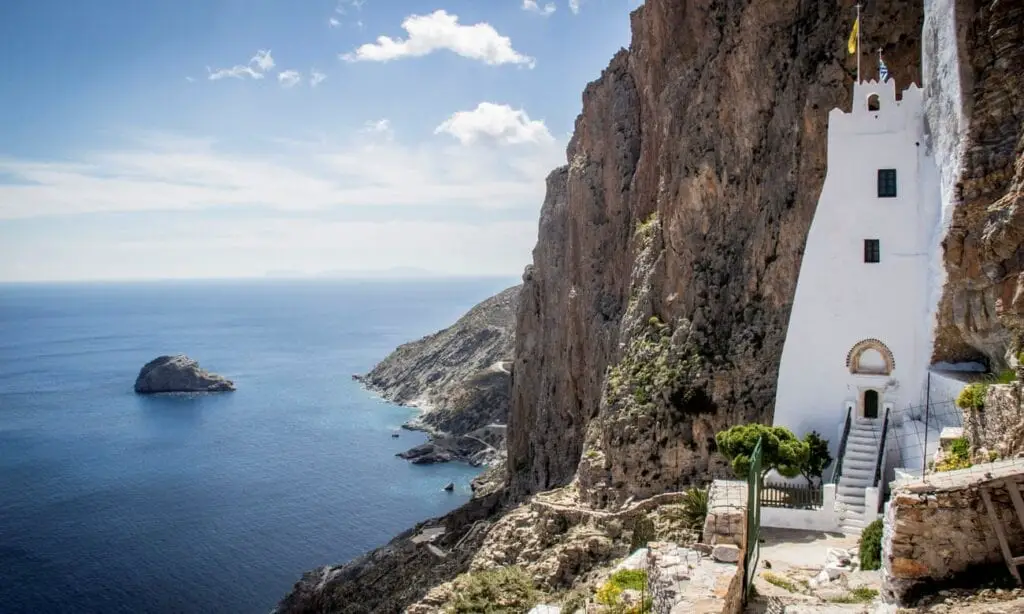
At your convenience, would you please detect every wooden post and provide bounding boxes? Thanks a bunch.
[981,486,1023,585]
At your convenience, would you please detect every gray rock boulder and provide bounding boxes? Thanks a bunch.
[134,355,235,394]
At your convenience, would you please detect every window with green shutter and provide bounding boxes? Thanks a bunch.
[877,169,897,198]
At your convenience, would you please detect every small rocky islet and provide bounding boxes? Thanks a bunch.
[133,354,235,394]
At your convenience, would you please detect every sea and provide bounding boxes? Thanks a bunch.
[0,277,517,614]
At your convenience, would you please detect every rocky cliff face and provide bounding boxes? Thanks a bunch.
[926,0,1024,368]
[509,0,923,503]
[275,0,1024,610]
[357,285,519,464]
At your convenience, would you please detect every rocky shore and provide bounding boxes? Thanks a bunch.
[354,285,519,467]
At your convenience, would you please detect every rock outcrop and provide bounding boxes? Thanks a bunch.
[133,355,234,394]
[356,285,519,464]
[277,0,1024,610]
[508,0,922,503]
[927,0,1024,368]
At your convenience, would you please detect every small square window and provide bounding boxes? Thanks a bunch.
[864,239,880,263]
[878,169,897,198]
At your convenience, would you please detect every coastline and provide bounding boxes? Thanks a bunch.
[353,374,503,468]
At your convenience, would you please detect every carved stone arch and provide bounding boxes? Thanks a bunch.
[846,338,895,375]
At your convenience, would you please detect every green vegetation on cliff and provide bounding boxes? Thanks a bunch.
[604,316,700,415]
[446,566,540,614]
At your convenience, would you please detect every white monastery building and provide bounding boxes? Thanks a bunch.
[769,74,960,533]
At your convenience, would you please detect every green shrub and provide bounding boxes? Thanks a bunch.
[936,437,973,472]
[679,486,709,532]
[595,581,622,606]
[630,516,656,552]
[715,424,809,479]
[956,383,988,411]
[859,519,883,571]
[799,431,833,486]
[607,569,646,591]
[950,437,970,457]
[992,370,1016,384]
[596,570,650,612]
[447,566,540,614]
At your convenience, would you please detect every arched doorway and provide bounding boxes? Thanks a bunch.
[864,389,879,419]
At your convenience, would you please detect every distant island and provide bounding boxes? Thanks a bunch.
[134,355,235,394]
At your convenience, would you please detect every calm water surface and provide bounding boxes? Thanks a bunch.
[0,278,515,613]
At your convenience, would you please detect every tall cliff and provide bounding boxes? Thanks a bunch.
[275,0,1024,611]
[509,0,922,503]
[926,0,1024,368]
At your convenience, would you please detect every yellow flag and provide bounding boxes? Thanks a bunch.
[847,17,859,54]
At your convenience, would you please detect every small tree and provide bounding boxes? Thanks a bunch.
[956,383,987,411]
[715,424,809,480]
[799,431,833,486]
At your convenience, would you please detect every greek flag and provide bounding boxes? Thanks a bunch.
[879,56,890,82]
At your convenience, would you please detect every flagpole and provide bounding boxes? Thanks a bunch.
[856,3,861,83]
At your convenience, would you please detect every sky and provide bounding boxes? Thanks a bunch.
[0,0,640,282]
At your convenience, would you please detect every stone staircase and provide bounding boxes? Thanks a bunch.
[836,418,883,534]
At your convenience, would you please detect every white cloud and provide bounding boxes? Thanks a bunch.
[351,0,366,9]
[569,0,583,14]
[362,118,392,134]
[251,49,275,71]
[310,70,327,87]
[435,103,553,146]
[207,49,275,81]
[185,76,195,83]
[278,70,302,87]
[522,0,556,16]
[207,64,263,80]
[0,126,563,221]
[329,17,341,27]
[341,10,534,67]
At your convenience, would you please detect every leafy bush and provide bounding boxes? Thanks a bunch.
[447,566,540,614]
[859,519,883,571]
[992,370,1016,384]
[799,431,833,486]
[595,581,622,606]
[715,424,809,479]
[956,383,988,411]
[596,570,650,612]
[608,569,646,591]
[950,437,970,457]
[936,437,973,472]
[679,486,709,532]
[630,516,656,552]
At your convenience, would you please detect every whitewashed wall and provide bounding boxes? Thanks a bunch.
[760,484,841,533]
[774,79,942,464]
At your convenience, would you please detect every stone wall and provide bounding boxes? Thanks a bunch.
[702,481,747,547]
[963,384,1024,458]
[644,542,739,614]
[881,461,1024,604]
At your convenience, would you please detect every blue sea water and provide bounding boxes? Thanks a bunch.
[0,278,516,614]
